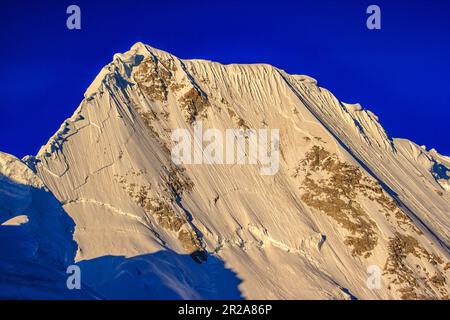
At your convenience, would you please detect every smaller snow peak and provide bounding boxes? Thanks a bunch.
[429,148,439,157]
[0,152,43,188]
[342,102,381,122]
[0,150,15,163]
[292,74,318,85]
[342,102,363,112]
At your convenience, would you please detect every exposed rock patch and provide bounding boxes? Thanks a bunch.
[384,233,448,299]
[296,146,379,258]
[178,87,210,123]
[114,171,204,261]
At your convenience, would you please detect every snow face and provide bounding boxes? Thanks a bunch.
[1,42,449,299]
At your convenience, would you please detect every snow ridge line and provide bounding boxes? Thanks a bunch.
[62,198,148,226]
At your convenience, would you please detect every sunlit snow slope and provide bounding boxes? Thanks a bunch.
[2,42,449,299]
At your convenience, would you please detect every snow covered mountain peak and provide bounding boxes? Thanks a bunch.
[0,152,43,188]
[3,42,450,299]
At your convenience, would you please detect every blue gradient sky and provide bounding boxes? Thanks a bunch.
[1,0,449,158]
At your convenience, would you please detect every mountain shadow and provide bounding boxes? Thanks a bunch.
[77,249,243,300]
[1,171,242,300]
[0,172,97,299]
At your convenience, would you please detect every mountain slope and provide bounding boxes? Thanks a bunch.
[12,42,450,299]
[0,152,97,299]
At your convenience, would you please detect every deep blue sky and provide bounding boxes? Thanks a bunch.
[1,0,449,158]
